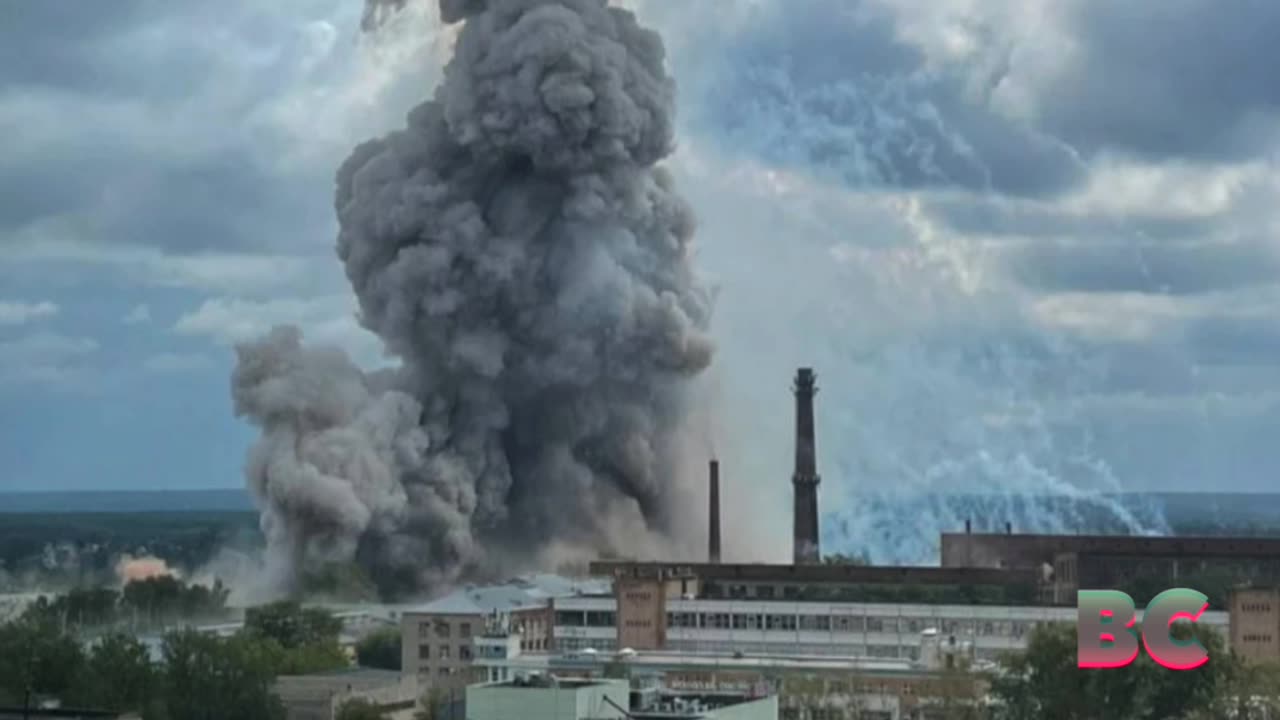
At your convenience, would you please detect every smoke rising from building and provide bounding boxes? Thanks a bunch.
[233,0,715,599]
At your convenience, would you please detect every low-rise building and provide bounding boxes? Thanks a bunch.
[465,676,778,720]
[274,668,418,720]
[466,677,630,720]
[469,635,976,720]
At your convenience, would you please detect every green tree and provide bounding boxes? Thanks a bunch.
[337,698,390,720]
[246,601,343,649]
[154,629,285,720]
[356,627,402,671]
[0,615,85,703]
[67,632,154,712]
[989,620,1231,720]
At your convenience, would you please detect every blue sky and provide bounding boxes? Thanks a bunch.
[4,0,1280,536]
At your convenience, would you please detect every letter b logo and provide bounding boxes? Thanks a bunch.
[1077,589,1210,670]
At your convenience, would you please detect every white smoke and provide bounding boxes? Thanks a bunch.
[234,0,714,598]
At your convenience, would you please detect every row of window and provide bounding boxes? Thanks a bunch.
[1242,634,1274,643]
[663,612,1032,637]
[1241,604,1273,613]
[418,621,472,639]
[417,644,474,661]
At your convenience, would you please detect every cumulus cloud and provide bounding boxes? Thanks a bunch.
[0,300,58,326]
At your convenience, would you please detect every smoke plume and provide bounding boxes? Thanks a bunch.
[233,0,714,599]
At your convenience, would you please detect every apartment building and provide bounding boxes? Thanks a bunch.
[399,574,609,691]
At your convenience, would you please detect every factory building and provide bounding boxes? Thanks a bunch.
[943,531,1280,606]
[556,567,1228,662]
[470,627,990,720]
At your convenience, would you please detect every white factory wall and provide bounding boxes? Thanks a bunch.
[552,598,1230,661]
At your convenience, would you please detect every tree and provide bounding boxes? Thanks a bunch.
[356,627,402,671]
[154,629,286,720]
[988,621,1231,720]
[414,688,447,720]
[0,615,85,703]
[338,698,390,720]
[67,632,154,713]
[246,601,343,650]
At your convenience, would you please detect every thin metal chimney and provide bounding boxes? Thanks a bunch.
[792,368,821,564]
[1005,521,1012,535]
[965,519,971,534]
[709,459,722,563]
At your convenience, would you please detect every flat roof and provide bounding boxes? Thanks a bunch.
[589,562,1037,586]
[943,533,1280,557]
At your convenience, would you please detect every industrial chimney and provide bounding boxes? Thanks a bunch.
[792,368,821,564]
[708,460,721,563]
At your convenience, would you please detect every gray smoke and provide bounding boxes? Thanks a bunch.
[233,0,715,599]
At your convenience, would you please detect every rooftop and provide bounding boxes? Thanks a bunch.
[407,573,612,615]
[589,561,1036,586]
[288,667,403,681]
[943,533,1280,558]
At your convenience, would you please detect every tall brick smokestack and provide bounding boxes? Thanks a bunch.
[793,368,821,564]
[708,460,721,563]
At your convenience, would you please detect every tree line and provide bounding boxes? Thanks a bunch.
[0,596,351,719]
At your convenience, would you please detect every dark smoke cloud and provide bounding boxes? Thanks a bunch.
[234,0,715,598]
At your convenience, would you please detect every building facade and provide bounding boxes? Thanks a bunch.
[399,574,609,691]
[1231,587,1280,664]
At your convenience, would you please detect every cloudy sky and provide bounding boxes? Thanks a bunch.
[3,0,1280,555]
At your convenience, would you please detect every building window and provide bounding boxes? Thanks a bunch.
[419,644,431,660]
[586,611,615,627]
[460,645,472,661]
[436,621,451,638]
[460,623,472,638]
[419,623,431,638]
[441,646,451,660]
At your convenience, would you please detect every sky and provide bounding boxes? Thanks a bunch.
[3,1,1280,551]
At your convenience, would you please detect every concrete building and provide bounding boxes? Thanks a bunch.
[466,676,778,720]
[466,677,630,720]
[1231,587,1280,664]
[399,574,610,692]
[274,668,418,720]
[469,632,979,720]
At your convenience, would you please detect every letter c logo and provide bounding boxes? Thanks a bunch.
[1142,588,1210,670]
